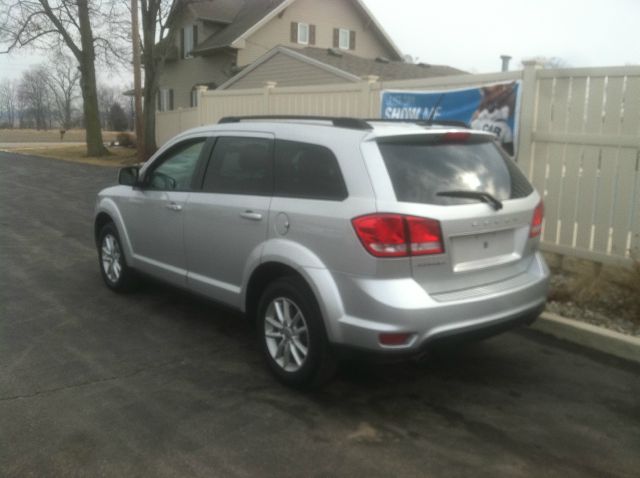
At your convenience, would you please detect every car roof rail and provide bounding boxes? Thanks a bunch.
[365,118,470,129]
[218,115,373,131]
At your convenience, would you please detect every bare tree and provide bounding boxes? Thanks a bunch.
[18,66,54,129]
[0,0,130,155]
[139,0,182,158]
[45,53,81,129]
[0,79,18,127]
[521,56,570,69]
[97,84,119,129]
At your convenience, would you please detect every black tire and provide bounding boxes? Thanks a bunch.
[97,222,137,292]
[256,276,337,388]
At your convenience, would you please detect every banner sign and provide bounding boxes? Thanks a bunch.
[381,81,521,156]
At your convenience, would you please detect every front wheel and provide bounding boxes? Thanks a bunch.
[98,223,136,292]
[257,277,336,388]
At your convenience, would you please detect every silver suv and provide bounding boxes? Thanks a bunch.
[95,116,549,387]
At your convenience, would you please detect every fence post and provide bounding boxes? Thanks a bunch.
[517,60,542,177]
[196,85,208,126]
[264,81,277,115]
[360,75,380,117]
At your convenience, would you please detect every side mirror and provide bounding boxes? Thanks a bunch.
[118,166,139,186]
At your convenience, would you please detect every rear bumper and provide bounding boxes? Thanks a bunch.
[318,252,549,354]
[334,303,543,362]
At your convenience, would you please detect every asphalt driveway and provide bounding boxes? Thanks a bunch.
[1,152,639,477]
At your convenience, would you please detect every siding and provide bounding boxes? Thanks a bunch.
[228,52,350,89]
[237,0,395,66]
[160,54,233,109]
[159,7,231,109]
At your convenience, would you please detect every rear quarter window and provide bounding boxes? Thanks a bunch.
[377,137,532,206]
[275,140,348,201]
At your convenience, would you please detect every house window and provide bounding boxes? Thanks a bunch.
[158,88,174,112]
[291,22,315,45]
[297,23,309,45]
[182,25,198,59]
[338,28,350,50]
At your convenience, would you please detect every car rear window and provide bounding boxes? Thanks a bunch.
[377,136,532,206]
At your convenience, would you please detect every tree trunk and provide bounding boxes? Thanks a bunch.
[77,0,108,157]
[142,71,158,159]
[141,14,158,160]
[140,0,161,160]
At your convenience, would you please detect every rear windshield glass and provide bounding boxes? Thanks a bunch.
[377,137,532,206]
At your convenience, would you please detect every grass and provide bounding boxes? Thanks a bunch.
[0,144,139,167]
[0,128,121,143]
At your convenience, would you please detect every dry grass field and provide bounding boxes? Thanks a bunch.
[0,128,121,143]
[0,144,139,167]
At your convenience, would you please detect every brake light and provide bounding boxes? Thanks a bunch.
[530,201,544,238]
[352,214,444,258]
[441,132,471,142]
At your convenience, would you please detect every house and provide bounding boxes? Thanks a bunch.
[159,0,406,110]
[217,46,465,90]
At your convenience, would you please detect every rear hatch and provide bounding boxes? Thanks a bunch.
[373,130,541,295]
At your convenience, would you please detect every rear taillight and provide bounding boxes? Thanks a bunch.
[530,201,544,238]
[352,214,444,258]
[379,333,413,346]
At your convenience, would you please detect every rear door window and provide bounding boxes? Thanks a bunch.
[202,136,273,196]
[274,140,348,201]
[377,136,532,206]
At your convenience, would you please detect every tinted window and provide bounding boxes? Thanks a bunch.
[146,139,205,191]
[275,140,347,201]
[378,138,532,206]
[202,137,273,195]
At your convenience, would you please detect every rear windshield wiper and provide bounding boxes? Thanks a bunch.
[436,190,503,210]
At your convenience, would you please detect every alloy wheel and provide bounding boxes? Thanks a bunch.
[101,234,122,284]
[264,297,309,372]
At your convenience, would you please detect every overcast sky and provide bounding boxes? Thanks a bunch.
[0,0,638,83]
[363,0,640,72]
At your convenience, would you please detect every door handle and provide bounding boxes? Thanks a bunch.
[165,202,183,212]
[240,211,263,221]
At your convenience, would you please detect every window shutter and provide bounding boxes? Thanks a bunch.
[290,22,298,43]
[350,30,356,50]
[193,25,198,49]
[157,91,161,111]
[309,24,316,45]
[180,28,185,59]
[169,89,174,110]
[333,28,339,48]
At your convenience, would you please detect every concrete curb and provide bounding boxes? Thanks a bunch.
[531,312,640,364]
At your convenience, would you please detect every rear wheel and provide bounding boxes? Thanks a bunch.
[98,223,136,292]
[257,277,336,388]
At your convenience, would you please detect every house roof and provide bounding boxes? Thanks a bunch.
[192,0,289,54]
[218,46,465,89]
[188,0,238,24]
[299,47,466,81]
[191,0,403,60]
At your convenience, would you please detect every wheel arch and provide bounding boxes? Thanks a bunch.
[242,242,345,343]
[94,198,134,263]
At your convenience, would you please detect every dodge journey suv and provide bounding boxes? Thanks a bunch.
[94,116,549,387]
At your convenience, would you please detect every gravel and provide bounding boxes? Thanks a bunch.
[546,272,640,337]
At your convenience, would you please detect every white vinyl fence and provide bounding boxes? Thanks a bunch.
[156,63,640,266]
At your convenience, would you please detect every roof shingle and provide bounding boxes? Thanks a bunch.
[192,0,287,53]
[295,47,465,81]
